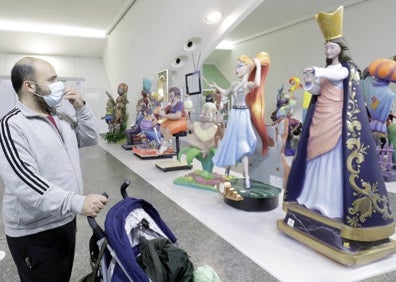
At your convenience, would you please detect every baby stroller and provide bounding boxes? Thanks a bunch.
[80,180,194,282]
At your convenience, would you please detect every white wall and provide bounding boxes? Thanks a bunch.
[0,54,111,133]
[209,0,396,122]
[102,0,263,126]
[1,0,393,132]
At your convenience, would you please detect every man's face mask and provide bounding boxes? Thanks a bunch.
[32,81,65,107]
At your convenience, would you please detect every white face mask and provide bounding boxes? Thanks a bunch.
[45,81,65,107]
[33,81,65,107]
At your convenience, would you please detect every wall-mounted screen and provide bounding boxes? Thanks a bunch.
[185,71,202,95]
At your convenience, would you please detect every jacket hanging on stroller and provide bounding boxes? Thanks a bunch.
[139,236,194,282]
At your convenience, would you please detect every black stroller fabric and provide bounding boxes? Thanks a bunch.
[104,197,178,282]
[139,237,194,282]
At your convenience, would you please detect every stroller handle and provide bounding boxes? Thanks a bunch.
[120,179,131,199]
[87,192,108,239]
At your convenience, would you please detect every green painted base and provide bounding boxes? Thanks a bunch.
[173,170,234,192]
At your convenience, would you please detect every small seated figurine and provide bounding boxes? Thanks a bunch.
[139,100,162,147]
[185,102,218,156]
[124,79,154,146]
[158,87,188,154]
[123,98,146,146]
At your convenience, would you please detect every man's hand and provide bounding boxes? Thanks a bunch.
[63,86,85,109]
[81,194,108,217]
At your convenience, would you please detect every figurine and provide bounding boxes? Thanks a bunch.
[208,52,270,188]
[138,100,163,147]
[184,102,218,157]
[287,5,393,222]
[361,58,396,147]
[213,90,226,147]
[124,79,158,148]
[174,101,227,190]
[114,83,129,127]
[283,77,302,156]
[280,6,395,265]
[158,87,188,154]
[101,95,115,127]
[271,81,298,186]
[103,83,129,142]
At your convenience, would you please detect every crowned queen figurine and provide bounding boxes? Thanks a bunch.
[277,6,396,266]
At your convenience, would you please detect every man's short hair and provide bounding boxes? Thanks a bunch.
[11,57,36,95]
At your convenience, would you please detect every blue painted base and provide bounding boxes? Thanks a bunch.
[278,202,396,266]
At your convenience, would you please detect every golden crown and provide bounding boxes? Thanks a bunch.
[315,6,344,41]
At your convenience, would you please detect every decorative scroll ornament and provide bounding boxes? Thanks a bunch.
[345,65,393,227]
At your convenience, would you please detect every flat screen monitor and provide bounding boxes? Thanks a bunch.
[185,71,202,95]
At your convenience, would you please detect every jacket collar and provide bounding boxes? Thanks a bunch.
[16,100,56,118]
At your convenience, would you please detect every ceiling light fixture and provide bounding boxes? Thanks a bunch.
[0,20,107,38]
[204,10,224,24]
[215,40,234,50]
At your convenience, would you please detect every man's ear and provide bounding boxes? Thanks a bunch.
[23,80,36,93]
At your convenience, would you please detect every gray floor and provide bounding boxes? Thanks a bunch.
[0,145,276,282]
[0,145,396,281]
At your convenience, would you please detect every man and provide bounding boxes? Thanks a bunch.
[0,57,108,281]
[158,87,188,154]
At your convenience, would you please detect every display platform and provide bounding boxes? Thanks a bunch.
[155,159,193,172]
[216,178,282,211]
[121,143,134,150]
[132,144,174,159]
[98,139,396,281]
[277,202,396,266]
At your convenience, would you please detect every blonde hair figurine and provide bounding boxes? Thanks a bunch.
[209,52,270,188]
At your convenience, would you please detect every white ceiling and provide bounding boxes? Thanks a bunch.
[0,0,363,59]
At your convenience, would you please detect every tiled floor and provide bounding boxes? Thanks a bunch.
[1,138,396,281]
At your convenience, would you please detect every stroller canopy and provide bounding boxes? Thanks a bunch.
[105,197,177,282]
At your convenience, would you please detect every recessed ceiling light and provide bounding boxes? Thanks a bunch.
[204,11,223,24]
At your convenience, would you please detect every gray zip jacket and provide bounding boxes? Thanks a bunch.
[0,100,98,237]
